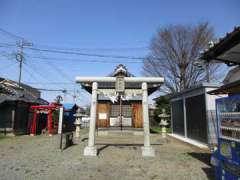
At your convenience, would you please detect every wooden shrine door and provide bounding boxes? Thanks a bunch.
[132,103,143,128]
[96,103,110,127]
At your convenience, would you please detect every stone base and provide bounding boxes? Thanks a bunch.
[75,126,80,138]
[141,146,155,157]
[75,131,80,138]
[30,134,35,136]
[97,131,108,136]
[133,131,144,136]
[4,133,15,137]
[84,146,97,156]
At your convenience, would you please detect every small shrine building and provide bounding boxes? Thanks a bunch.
[80,65,162,129]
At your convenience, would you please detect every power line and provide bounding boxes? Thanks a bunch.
[0,29,32,87]
[0,42,154,61]
[34,43,148,52]
[1,47,147,64]
[0,43,17,48]
[31,51,74,82]
[24,62,59,86]
[0,28,24,40]
[0,61,19,79]
[36,88,77,92]
[43,60,74,82]
[0,29,84,103]
[28,55,143,64]
[22,64,44,84]
[0,61,18,70]
[0,50,16,59]
[26,47,159,60]
[25,82,75,84]
[0,42,148,53]
[1,43,147,63]
[24,60,78,94]
[0,29,152,60]
[0,42,148,52]
[23,64,78,95]
[36,88,66,92]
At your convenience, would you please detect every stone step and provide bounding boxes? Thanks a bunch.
[97,127,143,131]
[96,130,143,136]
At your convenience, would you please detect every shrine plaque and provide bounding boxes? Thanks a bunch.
[99,113,107,120]
[115,76,125,93]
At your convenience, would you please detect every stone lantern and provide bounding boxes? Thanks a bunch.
[74,108,85,138]
[158,109,170,138]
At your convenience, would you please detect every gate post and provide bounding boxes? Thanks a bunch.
[30,111,38,136]
[84,82,98,156]
[141,82,155,157]
[48,110,53,136]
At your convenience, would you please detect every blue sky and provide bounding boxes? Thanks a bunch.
[0,0,239,105]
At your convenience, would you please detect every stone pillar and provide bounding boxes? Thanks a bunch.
[141,82,155,157]
[84,82,98,156]
[75,119,81,138]
[58,107,64,134]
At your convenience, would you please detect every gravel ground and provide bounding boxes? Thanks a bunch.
[0,129,214,180]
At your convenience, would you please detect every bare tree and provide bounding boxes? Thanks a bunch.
[143,22,221,93]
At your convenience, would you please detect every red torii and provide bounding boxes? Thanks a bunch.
[30,103,62,136]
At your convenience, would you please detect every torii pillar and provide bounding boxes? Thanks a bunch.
[84,82,98,156]
[141,82,155,156]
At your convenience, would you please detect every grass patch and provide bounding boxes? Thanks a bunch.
[150,127,161,133]
[150,127,172,134]
[0,134,13,140]
[0,134,7,140]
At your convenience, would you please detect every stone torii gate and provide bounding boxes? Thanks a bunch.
[75,76,164,157]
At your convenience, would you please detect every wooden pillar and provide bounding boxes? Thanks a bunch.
[30,111,38,136]
[11,109,15,131]
[48,110,53,136]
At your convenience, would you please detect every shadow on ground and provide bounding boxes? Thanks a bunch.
[188,152,215,180]
[202,167,215,180]
[81,137,88,142]
[188,152,211,165]
[96,143,162,155]
[60,143,77,151]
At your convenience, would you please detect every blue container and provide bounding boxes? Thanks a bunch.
[63,104,78,131]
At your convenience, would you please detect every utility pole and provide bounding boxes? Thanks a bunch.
[193,60,211,83]
[63,89,67,103]
[72,92,76,104]
[16,39,32,87]
[205,61,210,83]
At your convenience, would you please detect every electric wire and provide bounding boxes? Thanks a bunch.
[0,28,24,40]
[28,55,143,64]
[0,29,85,102]
[26,46,158,60]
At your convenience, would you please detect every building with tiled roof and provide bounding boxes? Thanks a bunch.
[0,77,48,135]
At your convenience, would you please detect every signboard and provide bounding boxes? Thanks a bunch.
[99,113,107,120]
[110,117,132,126]
[115,76,125,93]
